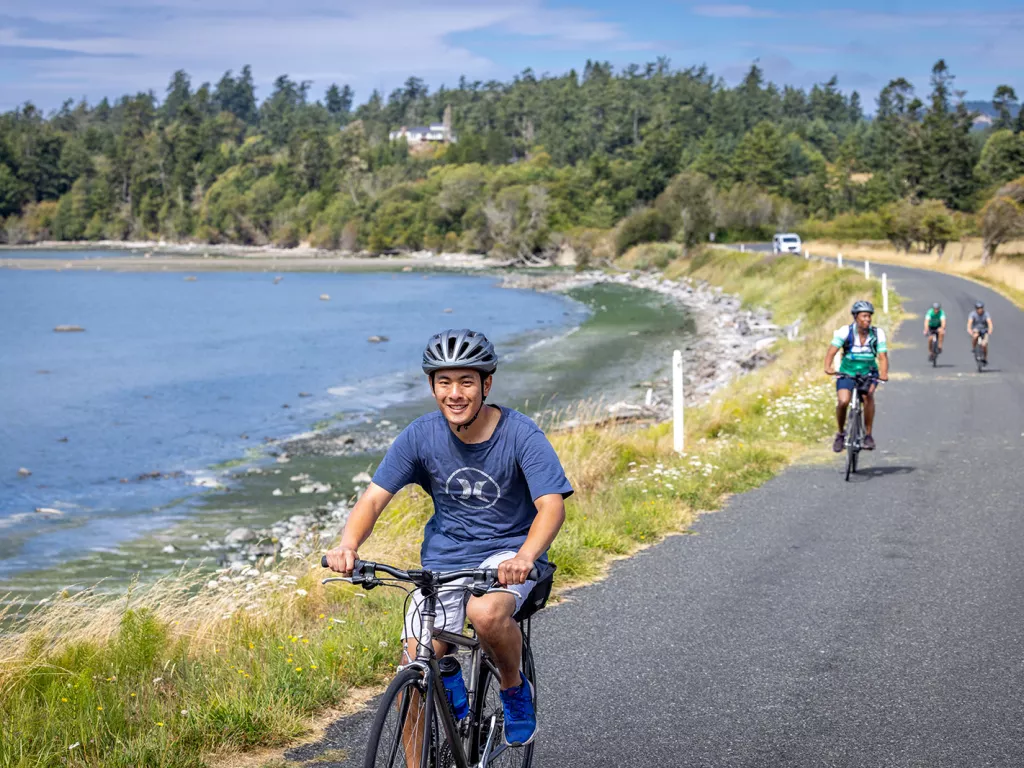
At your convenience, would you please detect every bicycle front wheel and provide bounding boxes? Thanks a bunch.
[470,642,536,767]
[845,406,859,482]
[365,667,445,768]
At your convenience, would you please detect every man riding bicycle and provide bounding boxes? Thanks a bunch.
[924,302,946,356]
[967,301,994,366]
[824,301,890,453]
[324,329,572,748]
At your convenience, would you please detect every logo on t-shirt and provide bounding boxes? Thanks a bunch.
[445,467,501,510]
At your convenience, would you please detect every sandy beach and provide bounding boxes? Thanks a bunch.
[0,241,500,272]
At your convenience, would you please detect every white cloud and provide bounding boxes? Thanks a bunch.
[691,4,780,19]
[0,0,648,109]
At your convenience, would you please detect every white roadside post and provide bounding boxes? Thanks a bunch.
[804,249,809,260]
[645,387,654,407]
[740,244,746,253]
[882,273,889,314]
[673,350,684,454]
[864,261,870,280]
[837,252,843,268]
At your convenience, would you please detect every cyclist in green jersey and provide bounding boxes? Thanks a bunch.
[824,301,890,452]
[923,302,946,356]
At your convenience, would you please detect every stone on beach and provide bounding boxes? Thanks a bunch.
[225,528,258,546]
[367,335,389,343]
[17,467,31,477]
[352,471,373,484]
[162,545,176,554]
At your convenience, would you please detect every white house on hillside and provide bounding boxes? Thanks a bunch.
[388,123,457,144]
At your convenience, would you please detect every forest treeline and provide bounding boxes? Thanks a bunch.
[2,58,1024,262]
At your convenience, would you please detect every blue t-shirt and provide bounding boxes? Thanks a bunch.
[372,406,574,570]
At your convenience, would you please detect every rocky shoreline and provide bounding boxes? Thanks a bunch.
[501,269,783,422]
[202,266,784,596]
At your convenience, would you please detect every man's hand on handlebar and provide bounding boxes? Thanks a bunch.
[324,546,358,575]
[497,554,536,586]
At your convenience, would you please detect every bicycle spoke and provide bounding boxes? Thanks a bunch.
[367,670,439,768]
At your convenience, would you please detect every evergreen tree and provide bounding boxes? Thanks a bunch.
[992,85,1018,131]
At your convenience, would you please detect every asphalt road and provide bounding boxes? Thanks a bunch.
[295,253,1024,767]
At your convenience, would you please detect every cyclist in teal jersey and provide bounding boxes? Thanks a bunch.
[923,302,946,355]
[824,301,890,453]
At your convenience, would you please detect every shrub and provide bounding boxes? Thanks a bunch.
[980,176,1024,263]
[614,208,672,255]
[618,242,684,270]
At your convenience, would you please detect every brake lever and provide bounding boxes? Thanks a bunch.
[470,572,498,598]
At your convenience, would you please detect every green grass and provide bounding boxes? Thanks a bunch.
[0,246,903,767]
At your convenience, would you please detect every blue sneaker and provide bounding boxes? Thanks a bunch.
[499,672,537,747]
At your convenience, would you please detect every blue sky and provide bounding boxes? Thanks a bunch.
[1,0,1022,113]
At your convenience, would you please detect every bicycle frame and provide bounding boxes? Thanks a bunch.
[405,585,526,768]
[321,558,538,768]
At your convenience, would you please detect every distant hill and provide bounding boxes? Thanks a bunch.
[963,100,1021,119]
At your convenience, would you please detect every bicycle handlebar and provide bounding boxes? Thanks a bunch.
[320,556,539,585]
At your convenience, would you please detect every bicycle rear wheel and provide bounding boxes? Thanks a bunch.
[470,639,536,767]
[845,405,859,482]
[976,345,984,373]
[365,667,445,768]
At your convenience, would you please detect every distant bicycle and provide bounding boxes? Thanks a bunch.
[973,332,988,373]
[928,329,941,367]
[834,373,878,481]
[322,557,550,768]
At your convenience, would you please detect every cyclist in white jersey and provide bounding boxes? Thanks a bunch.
[967,301,994,365]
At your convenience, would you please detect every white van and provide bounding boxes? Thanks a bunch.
[772,233,802,255]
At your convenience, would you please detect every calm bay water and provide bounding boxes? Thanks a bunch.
[0,267,588,579]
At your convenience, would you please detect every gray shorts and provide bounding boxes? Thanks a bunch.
[402,550,536,641]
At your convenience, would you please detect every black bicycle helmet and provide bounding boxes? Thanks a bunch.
[422,329,498,375]
[851,300,875,316]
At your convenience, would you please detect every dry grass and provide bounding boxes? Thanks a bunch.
[805,238,1024,309]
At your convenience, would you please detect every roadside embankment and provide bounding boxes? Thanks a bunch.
[0,248,902,768]
[805,237,1024,309]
